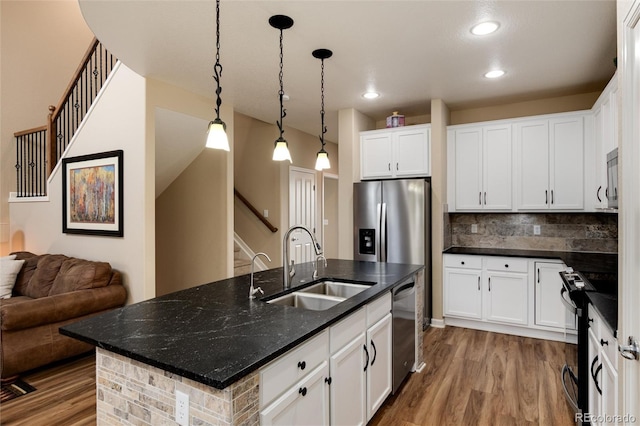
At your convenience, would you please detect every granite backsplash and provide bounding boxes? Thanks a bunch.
[447,213,618,253]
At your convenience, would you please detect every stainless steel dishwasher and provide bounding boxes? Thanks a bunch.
[392,276,416,394]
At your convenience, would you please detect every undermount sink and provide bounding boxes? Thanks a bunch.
[297,281,371,298]
[267,292,344,310]
[265,280,373,311]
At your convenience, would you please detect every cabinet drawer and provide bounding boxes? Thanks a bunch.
[484,257,528,273]
[330,308,365,354]
[260,330,329,407]
[367,292,392,326]
[444,254,482,269]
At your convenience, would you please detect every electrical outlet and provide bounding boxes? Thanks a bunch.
[176,390,189,426]
[471,224,478,234]
[533,225,541,235]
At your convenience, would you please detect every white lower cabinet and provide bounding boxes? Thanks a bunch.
[260,362,330,426]
[260,291,395,426]
[587,304,618,425]
[444,254,571,340]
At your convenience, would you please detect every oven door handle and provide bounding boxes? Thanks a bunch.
[560,286,581,317]
[561,364,579,412]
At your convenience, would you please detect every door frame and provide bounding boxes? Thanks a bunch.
[322,172,339,257]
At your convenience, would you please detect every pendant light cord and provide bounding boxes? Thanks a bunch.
[277,29,286,138]
[319,58,327,148]
[213,0,223,120]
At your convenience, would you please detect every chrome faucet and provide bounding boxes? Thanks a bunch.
[249,252,271,299]
[313,255,327,279]
[283,225,322,289]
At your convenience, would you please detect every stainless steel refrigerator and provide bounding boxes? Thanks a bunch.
[353,178,432,392]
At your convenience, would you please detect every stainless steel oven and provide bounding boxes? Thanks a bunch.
[560,271,597,423]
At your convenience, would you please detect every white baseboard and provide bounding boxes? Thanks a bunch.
[444,316,576,343]
[430,318,445,328]
[414,362,426,373]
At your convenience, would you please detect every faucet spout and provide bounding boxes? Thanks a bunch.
[313,254,327,279]
[249,252,271,299]
[283,225,322,289]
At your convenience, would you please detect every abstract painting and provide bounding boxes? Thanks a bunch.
[62,150,123,236]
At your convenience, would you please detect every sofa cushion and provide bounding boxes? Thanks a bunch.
[1,259,25,299]
[21,255,68,298]
[49,258,112,295]
[12,253,40,296]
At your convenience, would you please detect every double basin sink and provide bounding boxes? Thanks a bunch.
[264,280,373,311]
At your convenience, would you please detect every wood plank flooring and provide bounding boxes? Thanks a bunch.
[0,327,575,425]
[370,326,575,426]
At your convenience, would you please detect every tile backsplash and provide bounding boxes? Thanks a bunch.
[448,213,618,253]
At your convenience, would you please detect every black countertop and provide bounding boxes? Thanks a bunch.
[444,246,619,334]
[443,247,618,275]
[60,259,422,390]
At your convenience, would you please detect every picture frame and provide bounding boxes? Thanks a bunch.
[62,150,123,237]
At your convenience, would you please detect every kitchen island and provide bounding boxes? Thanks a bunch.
[61,259,424,425]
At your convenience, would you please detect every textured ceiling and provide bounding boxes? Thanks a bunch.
[80,0,617,144]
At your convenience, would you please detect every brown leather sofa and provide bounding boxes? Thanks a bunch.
[0,251,127,379]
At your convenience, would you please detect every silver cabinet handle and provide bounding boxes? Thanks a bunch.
[484,192,487,205]
[477,276,480,290]
[388,163,391,171]
[545,190,548,204]
[488,277,491,291]
[551,190,554,205]
[479,192,482,205]
[396,163,399,171]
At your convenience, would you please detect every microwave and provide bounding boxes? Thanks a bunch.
[606,148,618,208]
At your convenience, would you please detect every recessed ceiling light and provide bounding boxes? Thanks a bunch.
[471,21,500,36]
[362,91,379,99]
[484,70,505,79]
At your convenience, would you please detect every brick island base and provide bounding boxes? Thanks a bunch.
[96,348,259,425]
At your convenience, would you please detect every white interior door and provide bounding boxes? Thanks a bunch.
[621,4,640,421]
[289,167,317,265]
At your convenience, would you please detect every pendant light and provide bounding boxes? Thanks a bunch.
[313,49,332,171]
[206,0,230,151]
[269,15,294,162]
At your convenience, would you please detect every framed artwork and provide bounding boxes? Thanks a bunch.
[62,150,123,237]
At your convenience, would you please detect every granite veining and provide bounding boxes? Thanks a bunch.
[61,260,423,390]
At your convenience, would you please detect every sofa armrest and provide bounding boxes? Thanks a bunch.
[1,285,126,332]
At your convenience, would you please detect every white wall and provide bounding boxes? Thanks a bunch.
[9,64,152,304]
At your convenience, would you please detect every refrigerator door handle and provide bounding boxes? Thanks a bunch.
[376,203,382,262]
[380,202,387,262]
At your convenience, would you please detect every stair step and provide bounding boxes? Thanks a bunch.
[234,258,251,268]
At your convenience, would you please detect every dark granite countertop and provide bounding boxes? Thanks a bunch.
[443,247,618,275]
[60,259,422,390]
[588,292,618,337]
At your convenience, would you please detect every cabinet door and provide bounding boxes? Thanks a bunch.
[330,334,366,426]
[550,116,584,210]
[517,120,550,210]
[361,132,393,179]
[534,262,569,329]
[593,107,607,208]
[483,125,512,210]
[366,313,392,421]
[588,329,602,424]
[485,272,528,325]
[260,362,330,426]
[394,127,430,177]
[454,128,483,210]
[444,269,482,319]
[601,353,618,423]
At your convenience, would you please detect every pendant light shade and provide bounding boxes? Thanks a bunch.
[270,15,294,163]
[206,118,229,150]
[206,0,230,151]
[313,48,333,171]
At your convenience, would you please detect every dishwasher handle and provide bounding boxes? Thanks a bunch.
[393,281,415,301]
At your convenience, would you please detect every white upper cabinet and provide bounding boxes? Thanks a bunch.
[361,124,430,180]
[449,124,512,211]
[592,74,618,209]
[516,113,585,210]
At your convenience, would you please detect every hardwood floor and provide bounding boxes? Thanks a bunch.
[370,326,575,426]
[0,353,96,426]
[0,327,575,426]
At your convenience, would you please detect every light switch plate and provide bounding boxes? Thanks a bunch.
[471,224,478,234]
[263,209,269,218]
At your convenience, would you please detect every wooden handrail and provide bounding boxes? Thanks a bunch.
[14,125,47,138]
[50,38,100,121]
[234,188,278,233]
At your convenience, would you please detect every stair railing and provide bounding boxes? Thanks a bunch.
[13,38,117,197]
[234,188,278,233]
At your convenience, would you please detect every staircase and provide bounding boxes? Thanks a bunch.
[233,241,252,276]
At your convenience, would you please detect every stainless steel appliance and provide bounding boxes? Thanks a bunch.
[353,178,431,393]
[560,271,597,423]
[391,276,416,394]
